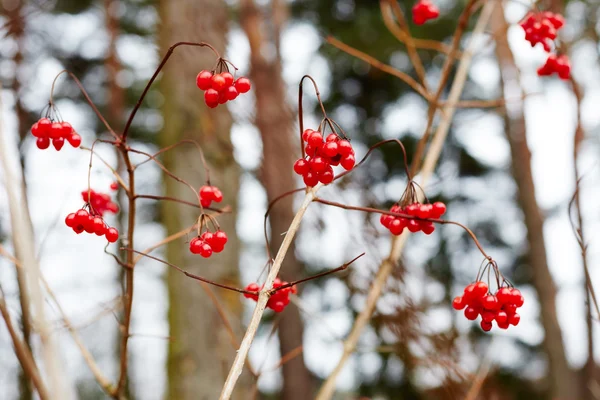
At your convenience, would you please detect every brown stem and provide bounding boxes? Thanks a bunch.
[121,42,220,140]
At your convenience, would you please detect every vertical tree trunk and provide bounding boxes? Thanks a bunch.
[492,3,577,398]
[6,2,34,398]
[158,1,249,399]
[239,1,315,399]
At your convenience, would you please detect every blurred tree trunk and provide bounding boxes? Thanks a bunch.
[492,4,577,398]
[239,1,315,399]
[159,1,249,399]
[5,1,34,398]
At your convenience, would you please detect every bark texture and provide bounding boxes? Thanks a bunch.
[492,3,577,398]
[239,1,315,398]
[159,1,248,398]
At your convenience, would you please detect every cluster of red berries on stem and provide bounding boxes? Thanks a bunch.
[244,278,297,313]
[293,129,355,187]
[452,281,523,331]
[65,209,119,242]
[196,70,251,108]
[199,185,223,208]
[31,118,82,151]
[81,189,119,216]
[519,11,570,79]
[380,201,446,235]
[189,230,228,258]
[412,0,439,25]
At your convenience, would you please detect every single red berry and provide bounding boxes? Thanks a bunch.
[337,140,353,156]
[481,311,495,323]
[452,296,466,310]
[244,283,260,300]
[67,133,82,148]
[463,283,476,300]
[199,242,213,258]
[196,70,213,90]
[303,171,319,187]
[482,295,499,311]
[431,202,446,217]
[310,156,327,173]
[389,218,405,235]
[302,129,314,142]
[407,219,420,233]
[380,214,393,228]
[509,313,521,326]
[496,287,512,304]
[271,301,286,313]
[510,288,523,305]
[37,118,52,137]
[65,213,77,228]
[323,141,339,157]
[293,159,310,175]
[49,122,62,139]
[480,320,492,332]
[75,209,89,224]
[52,138,65,151]
[212,187,223,202]
[221,72,234,87]
[213,230,228,247]
[225,86,239,100]
[503,303,517,315]
[340,154,355,170]
[420,221,435,235]
[497,319,510,329]
[36,137,50,150]
[106,227,119,243]
[73,225,85,234]
[205,89,219,104]
[110,182,119,191]
[464,306,479,320]
[93,217,106,236]
[473,281,488,298]
[308,131,323,148]
[201,231,214,244]
[211,74,228,91]
[60,122,73,138]
[319,166,334,184]
[495,310,508,324]
[235,77,251,93]
[31,122,43,138]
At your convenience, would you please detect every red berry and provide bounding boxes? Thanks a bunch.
[302,129,313,142]
[340,154,355,170]
[93,217,106,236]
[110,182,119,191]
[199,242,213,258]
[420,221,435,235]
[234,77,251,93]
[496,287,512,304]
[65,213,77,228]
[67,133,82,148]
[37,118,52,137]
[225,86,239,100]
[452,296,465,310]
[497,319,510,329]
[509,313,521,326]
[52,138,65,151]
[196,70,213,90]
[481,311,495,323]
[473,281,488,298]
[212,187,223,202]
[431,202,446,218]
[244,283,260,300]
[389,218,405,235]
[199,185,213,199]
[407,219,420,233]
[464,306,479,320]
[503,303,517,315]
[337,140,353,156]
[482,295,499,311]
[201,231,214,244]
[323,141,338,157]
[211,74,228,91]
[75,209,89,224]
[293,159,310,175]
[463,283,476,300]
[31,122,43,138]
[213,230,228,247]
[308,131,323,148]
[495,310,508,324]
[106,227,119,243]
[480,320,492,332]
[49,122,62,139]
[303,171,319,187]
[319,166,334,184]
[310,156,327,173]
[221,72,234,87]
[36,137,50,149]
[73,225,85,234]
[380,214,393,228]
[60,122,73,138]
[205,89,219,104]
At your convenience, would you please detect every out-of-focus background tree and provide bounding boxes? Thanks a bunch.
[1,0,600,399]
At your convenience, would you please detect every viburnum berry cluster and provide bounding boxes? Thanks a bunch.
[412,0,439,25]
[380,200,446,235]
[81,189,119,216]
[293,129,355,187]
[196,70,251,108]
[31,117,82,151]
[244,278,297,313]
[189,230,228,258]
[199,185,223,208]
[519,11,570,79]
[65,209,119,242]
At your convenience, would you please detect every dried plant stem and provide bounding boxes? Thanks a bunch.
[0,85,74,399]
[315,2,494,398]
[219,185,321,400]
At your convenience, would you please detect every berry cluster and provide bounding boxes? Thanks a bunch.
[293,129,355,187]
[189,230,228,258]
[537,54,571,80]
[452,282,523,331]
[65,209,119,242]
[244,278,297,313]
[199,185,223,208]
[519,11,570,79]
[412,0,439,25]
[31,118,82,151]
[520,11,564,51]
[196,70,251,108]
[81,189,119,216]
[380,201,446,235]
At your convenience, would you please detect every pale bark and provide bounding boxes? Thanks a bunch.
[158,1,248,399]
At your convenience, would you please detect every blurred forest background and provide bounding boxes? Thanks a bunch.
[1,0,600,399]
